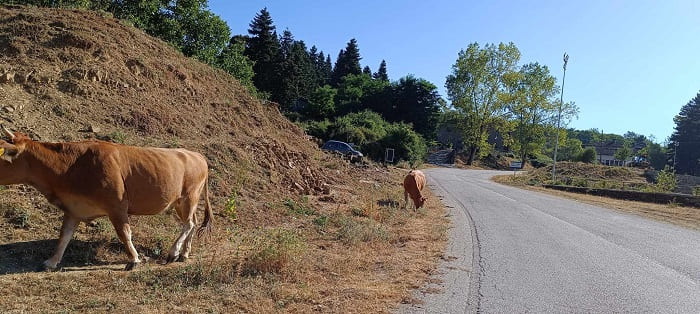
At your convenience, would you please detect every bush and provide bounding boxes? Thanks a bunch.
[653,167,677,193]
[321,110,427,163]
[242,228,306,275]
[380,122,427,165]
[577,147,597,163]
[302,119,331,140]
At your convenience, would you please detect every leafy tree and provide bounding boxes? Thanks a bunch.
[304,85,337,120]
[215,35,255,90]
[504,62,561,167]
[373,59,389,81]
[445,42,521,165]
[614,143,632,162]
[577,147,597,163]
[165,0,230,65]
[559,138,583,161]
[331,38,362,86]
[245,8,281,99]
[645,141,668,170]
[669,92,700,175]
[334,73,389,115]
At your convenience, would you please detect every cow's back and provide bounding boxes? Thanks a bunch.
[403,170,425,193]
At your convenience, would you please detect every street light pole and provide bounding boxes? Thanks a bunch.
[552,52,569,183]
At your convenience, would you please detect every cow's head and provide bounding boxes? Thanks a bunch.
[417,195,427,209]
[0,126,31,184]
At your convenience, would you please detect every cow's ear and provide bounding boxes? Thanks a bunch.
[0,143,20,163]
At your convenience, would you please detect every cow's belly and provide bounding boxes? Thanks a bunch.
[61,196,109,220]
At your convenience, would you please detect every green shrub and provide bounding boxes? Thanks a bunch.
[653,167,677,193]
[693,186,700,196]
[224,189,239,221]
[577,147,597,163]
[380,122,427,165]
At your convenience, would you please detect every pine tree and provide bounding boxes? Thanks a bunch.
[279,40,316,110]
[363,66,372,75]
[331,38,362,86]
[373,59,389,81]
[279,29,294,59]
[324,55,332,83]
[245,8,281,98]
[669,92,700,175]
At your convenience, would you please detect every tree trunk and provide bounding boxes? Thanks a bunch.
[466,145,478,165]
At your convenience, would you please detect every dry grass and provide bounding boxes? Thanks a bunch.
[0,167,448,313]
[494,175,700,230]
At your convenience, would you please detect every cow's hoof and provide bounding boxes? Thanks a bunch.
[124,261,140,271]
[165,254,178,264]
[176,255,188,263]
[41,261,59,272]
[40,264,58,272]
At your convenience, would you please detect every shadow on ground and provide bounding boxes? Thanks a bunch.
[0,239,113,275]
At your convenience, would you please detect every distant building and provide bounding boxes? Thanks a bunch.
[584,140,643,166]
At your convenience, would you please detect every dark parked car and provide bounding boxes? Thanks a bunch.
[321,140,363,161]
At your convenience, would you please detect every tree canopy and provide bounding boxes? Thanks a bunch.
[669,92,700,175]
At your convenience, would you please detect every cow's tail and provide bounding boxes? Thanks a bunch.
[197,175,214,237]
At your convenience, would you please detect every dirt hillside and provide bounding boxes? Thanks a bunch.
[0,5,447,313]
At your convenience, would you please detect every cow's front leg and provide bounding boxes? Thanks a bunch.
[43,214,79,271]
[108,214,141,271]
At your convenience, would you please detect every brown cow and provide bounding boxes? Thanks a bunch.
[403,169,427,210]
[0,127,213,270]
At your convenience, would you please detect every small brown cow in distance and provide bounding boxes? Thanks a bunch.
[0,127,213,271]
[403,169,427,210]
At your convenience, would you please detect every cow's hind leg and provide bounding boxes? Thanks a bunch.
[109,213,141,271]
[178,214,198,262]
[167,196,197,263]
[43,214,79,270]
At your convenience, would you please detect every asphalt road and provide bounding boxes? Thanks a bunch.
[400,168,700,313]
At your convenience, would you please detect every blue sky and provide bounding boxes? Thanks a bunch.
[209,0,700,142]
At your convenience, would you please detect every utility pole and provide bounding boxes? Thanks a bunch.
[552,52,568,183]
[673,142,679,171]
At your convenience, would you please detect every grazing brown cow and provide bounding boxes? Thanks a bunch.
[0,127,213,270]
[403,170,427,210]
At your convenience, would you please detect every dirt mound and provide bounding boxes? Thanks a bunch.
[0,5,341,214]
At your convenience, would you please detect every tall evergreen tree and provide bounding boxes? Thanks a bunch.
[389,75,442,140]
[363,66,372,75]
[373,59,389,81]
[279,40,316,110]
[245,8,281,98]
[331,38,362,86]
[324,55,333,82]
[669,92,700,175]
[279,29,294,59]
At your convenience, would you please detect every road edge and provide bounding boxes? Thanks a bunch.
[398,170,481,313]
